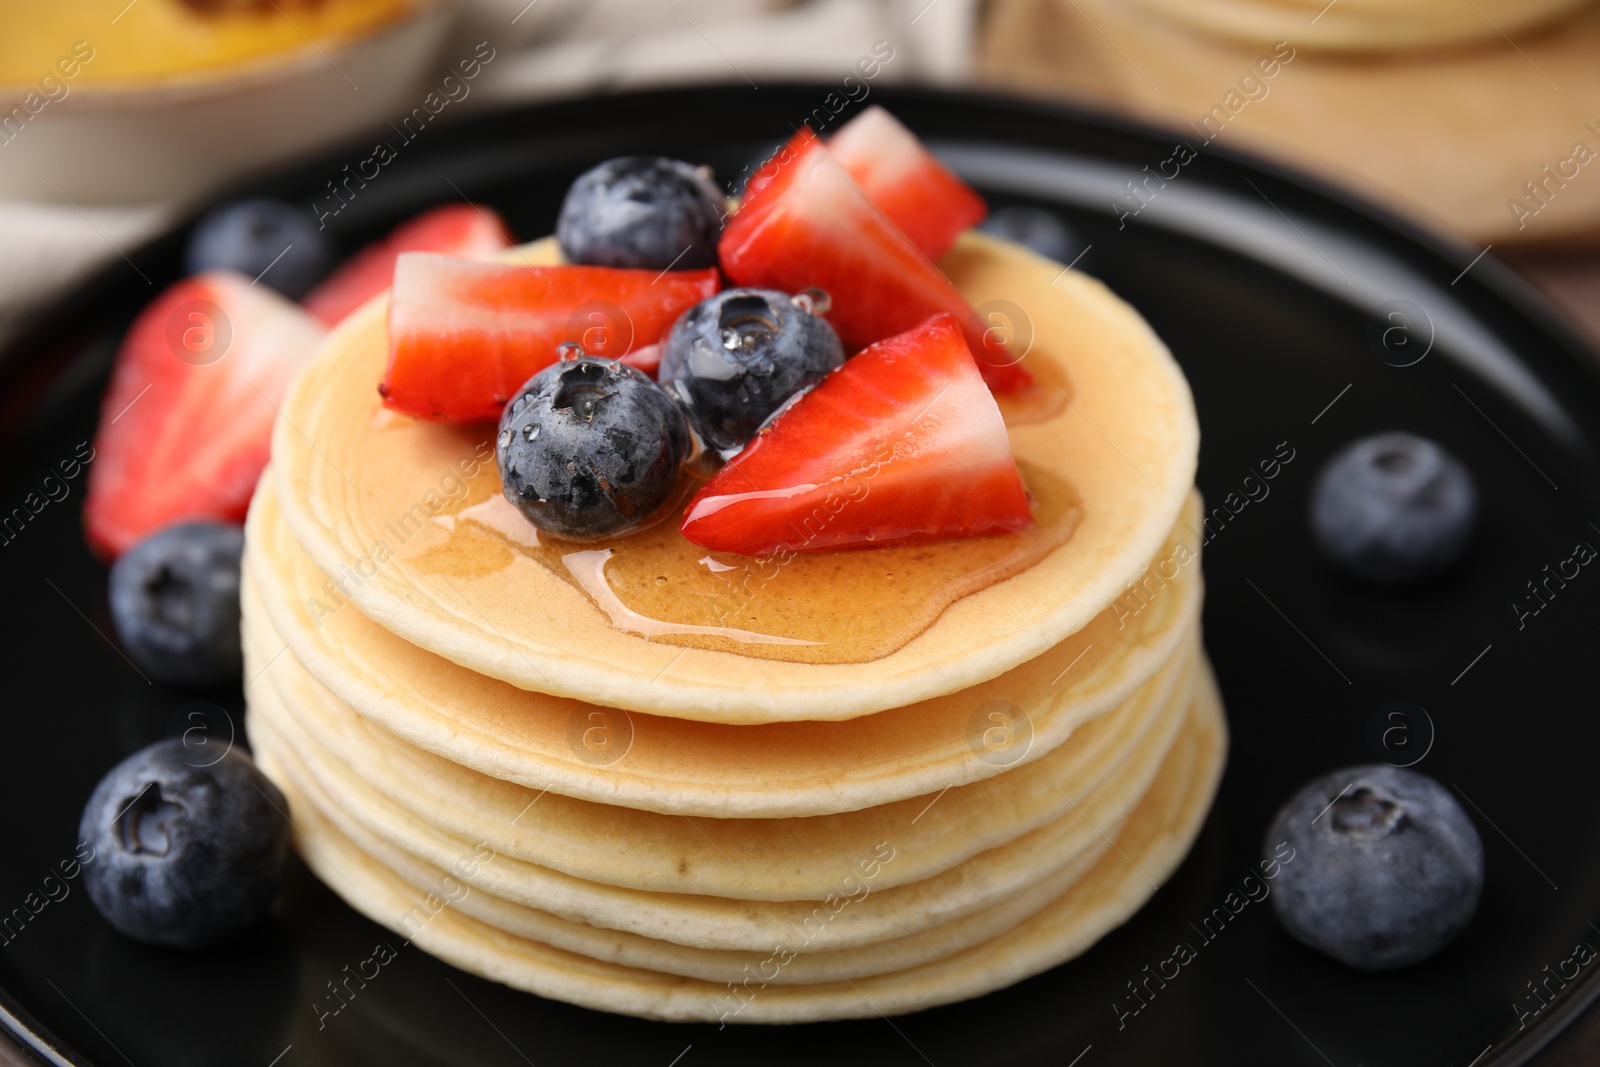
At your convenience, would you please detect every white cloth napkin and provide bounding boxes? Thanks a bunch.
[0,0,976,345]
[0,201,175,345]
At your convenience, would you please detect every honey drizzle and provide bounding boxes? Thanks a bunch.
[419,458,1080,665]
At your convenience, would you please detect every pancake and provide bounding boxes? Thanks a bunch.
[253,710,1116,985]
[245,217,1223,1021]
[243,649,1194,953]
[248,662,1225,1021]
[268,231,1199,722]
[246,476,1205,817]
[244,591,1195,898]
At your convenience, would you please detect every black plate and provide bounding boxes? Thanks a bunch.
[4,86,1599,1067]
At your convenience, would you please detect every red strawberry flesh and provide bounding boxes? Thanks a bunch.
[827,106,987,262]
[382,254,719,422]
[302,203,513,326]
[680,312,1031,555]
[720,134,1030,392]
[84,272,328,557]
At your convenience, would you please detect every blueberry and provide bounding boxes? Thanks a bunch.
[498,355,690,540]
[659,288,844,453]
[109,522,244,687]
[556,157,723,271]
[185,199,335,299]
[979,206,1084,266]
[1309,432,1479,587]
[1266,764,1484,970]
[80,738,290,949]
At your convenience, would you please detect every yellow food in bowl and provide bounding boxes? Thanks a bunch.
[0,0,422,86]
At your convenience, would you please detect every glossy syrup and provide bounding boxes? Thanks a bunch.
[424,371,1079,665]
[432,466,1079,664]
[412,351,1081,659]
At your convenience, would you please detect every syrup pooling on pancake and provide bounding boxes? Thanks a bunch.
[404,456,1081,663]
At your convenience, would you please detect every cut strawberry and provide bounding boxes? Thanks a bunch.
[680,313,1031,555]
[719,135,1031,392]
[302,204,513,326]
[382,254,719,422]
[84,272,328,557]
[827,106,986,262]
[736,128,818,227]
[622,341,663,377]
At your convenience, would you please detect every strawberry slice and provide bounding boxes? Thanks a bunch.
[85,273,328,557]
[622,341,663,377]
[720,133,1031,392]
[302,204,513,326]
[736,127,819,226]
[827,106,986,262]
[680,313,1031,555]
[382,253,719,422]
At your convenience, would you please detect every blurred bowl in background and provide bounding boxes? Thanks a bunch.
[1120,0,1595,52]
[0,0,457,206]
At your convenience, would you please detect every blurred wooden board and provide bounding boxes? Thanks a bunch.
[979,0,1600,246]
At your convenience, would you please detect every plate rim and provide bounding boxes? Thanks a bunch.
[2,81,1597,1067]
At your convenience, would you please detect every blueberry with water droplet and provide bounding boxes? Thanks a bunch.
[497,356,690,540]
[1309,431,1478,587]
[979,206,1084,267]
[1266,764,1484,970]
[80,738,290,949]
[660,288,844,453]
[557,157,724,271]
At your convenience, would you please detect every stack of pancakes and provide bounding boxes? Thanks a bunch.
[241,232,1227,1022]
